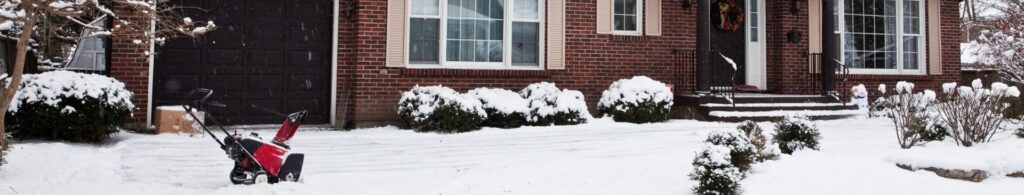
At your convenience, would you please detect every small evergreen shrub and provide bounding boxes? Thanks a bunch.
[1015,127,1024,139]
[689,145,745,195]
[397,85,487,133]
[521,82,590,126]
[598,76,674,124]
[705,130,757,171]
[6,71,134,143]
[467,88,528,128]
[737,121,776,161]
[772,115,821,154]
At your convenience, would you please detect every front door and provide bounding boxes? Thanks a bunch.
[745,0,766,89]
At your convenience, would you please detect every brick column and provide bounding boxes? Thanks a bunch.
[109,4,152,130]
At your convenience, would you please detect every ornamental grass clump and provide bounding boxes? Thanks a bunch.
[598,76,674,124]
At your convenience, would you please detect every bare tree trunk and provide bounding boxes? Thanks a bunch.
[0,0,36,163]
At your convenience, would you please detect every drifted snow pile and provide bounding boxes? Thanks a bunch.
[398,85,487,133]
[5,71,134,143]
[466,88,529,128]
[598,76,673,123]
[521,82,590,126]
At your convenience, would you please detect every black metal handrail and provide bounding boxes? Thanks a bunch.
[808,53,850,104]
[709,50,737,106]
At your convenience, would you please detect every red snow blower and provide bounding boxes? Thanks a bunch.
[182,88,305,184]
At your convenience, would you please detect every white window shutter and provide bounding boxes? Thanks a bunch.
[808,0,822,73]
[548,0,566,70]
[385,0,407,68]
[928,0,942,75]
[596,0,612,34]
[645,0,662,36]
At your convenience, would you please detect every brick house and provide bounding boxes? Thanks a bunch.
[110,0,961,128]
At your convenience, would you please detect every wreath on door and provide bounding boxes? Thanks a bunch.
[711,0,745,32]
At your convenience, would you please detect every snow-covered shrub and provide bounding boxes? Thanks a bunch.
[933,79,1020,147]
[878,81,938,149]
[467,88,528,128]
[772,115,821,154]
[737,121,776,161]
[1016,127,1024,139]
[704,129,757,171]
[597,76,673,123]
[5,71,133,143]
[521,82,590,126]
[689,145,744,195]
[397,85,486,133]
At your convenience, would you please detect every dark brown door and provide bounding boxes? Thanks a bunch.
[154,0,333,125]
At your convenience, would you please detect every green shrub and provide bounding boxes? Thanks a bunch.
[6,71,133,143]
[705,130,757,171]
[737,121,775,161]
[689,145,744,195]
[598,76,673,123]
[772,115,821,154]
[467,88,528,128]
[1015,127,1024,139]
[398,85,486,133]
[521,82,589,126]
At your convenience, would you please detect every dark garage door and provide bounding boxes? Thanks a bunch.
[154,0,332,125]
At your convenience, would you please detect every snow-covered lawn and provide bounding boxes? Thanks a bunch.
[1,118,1022,195]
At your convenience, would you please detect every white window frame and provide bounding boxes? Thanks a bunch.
[834,0,926,75]
[405,0,546,70]
[612,0,644,36]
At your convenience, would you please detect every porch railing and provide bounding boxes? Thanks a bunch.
[709,50,737,105]
[808,53,849,104]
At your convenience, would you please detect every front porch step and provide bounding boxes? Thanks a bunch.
[673,94,861,122]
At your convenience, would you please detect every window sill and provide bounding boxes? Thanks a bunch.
[847,69,926,76]
[400,68,553,78]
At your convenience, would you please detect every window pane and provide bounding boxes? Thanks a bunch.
[515,0,539,19]
[751,27,758,42]
[411,0,439,16]
[615,0,625,14]
[513,22,539,66]
[409,18,440,63]
[624,15,636,30]
[904,52,918,69]
[624,0,637,14]
[840,0,898,70]
[614,15,625,30]
[447,0,503,63]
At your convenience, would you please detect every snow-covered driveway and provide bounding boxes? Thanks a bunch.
[1,118,1022,194]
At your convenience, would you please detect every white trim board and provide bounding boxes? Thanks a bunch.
[330,0,340,126]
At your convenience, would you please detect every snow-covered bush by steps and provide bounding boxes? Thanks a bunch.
[877,81,941,148]
[689,145,745,195]
[521,82,590,126]
[772,115,821,154]
[467,88,528,128]
[934,79,1020,147]
[597,76,673,124]
[737,121,777,161]
[5,71,133,143]
[704,129,758,171]
[397,85,486,133]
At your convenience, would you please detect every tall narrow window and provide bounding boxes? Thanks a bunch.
[833,0,925,74]
[613,0,642,35]
[748,0,758,42]
[410,0,441,64]
[513,0,540,66]
[407,0,545,69]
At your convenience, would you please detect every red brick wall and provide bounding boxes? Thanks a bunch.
[346,0,697,126]
[109,4,152,129]
[765,0,961,98]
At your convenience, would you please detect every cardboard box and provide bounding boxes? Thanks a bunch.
[155,106,204,134]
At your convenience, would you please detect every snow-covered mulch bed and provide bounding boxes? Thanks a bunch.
[1,117,1022,194]
[886,138,1024,181]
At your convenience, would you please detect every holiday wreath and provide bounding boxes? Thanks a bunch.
[711,0,745,32]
